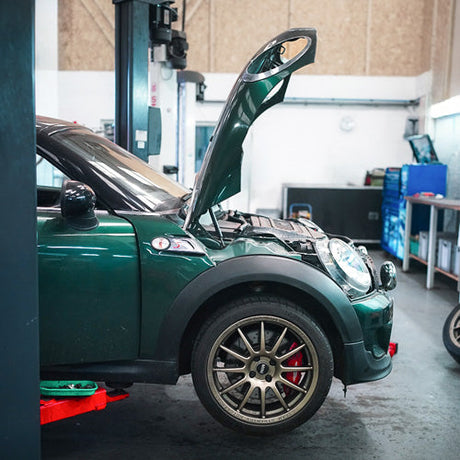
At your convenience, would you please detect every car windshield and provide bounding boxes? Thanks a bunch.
[53,129,189,211]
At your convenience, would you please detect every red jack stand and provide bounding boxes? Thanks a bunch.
[40,387,129,425]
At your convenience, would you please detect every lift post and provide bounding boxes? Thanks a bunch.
[114,0,155,161]
[114,0,184,162]
[0,1,40,457]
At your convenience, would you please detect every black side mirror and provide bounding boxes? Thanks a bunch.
[60,180,98,231]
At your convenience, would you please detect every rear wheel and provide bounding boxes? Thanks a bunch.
[191,296,333,435]
[443,304,460,364]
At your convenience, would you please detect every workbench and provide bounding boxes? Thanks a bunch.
[402,195,460,299]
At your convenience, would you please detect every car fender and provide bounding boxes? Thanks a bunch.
[153,254,363,361]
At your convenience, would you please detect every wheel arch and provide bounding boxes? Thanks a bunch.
[178,281,350,378]
[153,255,363,376]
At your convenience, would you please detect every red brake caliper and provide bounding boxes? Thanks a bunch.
[284,342,302,395]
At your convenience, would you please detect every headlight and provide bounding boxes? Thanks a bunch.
[316,237,372,297]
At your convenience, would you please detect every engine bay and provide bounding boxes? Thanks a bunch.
[200,209,327,253]
[196,208,380,294]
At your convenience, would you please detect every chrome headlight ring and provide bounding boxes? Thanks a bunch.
[316,237,372,298]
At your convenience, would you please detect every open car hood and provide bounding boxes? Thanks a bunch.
[185,28,317,228]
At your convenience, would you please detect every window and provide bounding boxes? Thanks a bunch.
[36,155,67,188]
[36,155,68,207]
[195,125,215,173]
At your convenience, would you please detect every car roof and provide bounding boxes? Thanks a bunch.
[36,116,90,137]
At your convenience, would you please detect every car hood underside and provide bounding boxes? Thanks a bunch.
[185,28,317,227]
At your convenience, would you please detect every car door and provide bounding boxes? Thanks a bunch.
[37,157,141,365]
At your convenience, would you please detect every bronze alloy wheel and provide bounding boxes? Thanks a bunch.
[192,297,333,434]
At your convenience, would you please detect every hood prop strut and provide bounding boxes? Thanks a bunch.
[210,208,225,248]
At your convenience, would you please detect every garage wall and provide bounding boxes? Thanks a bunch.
[35,0,59,118]
[239,103,415,214]
[433,112,460,200]
[52,1,457,104]
[449,1,460,97]
[57,71,115,129]
[35,67,420,214]
[56,0,455,99]
[430,0,456,103]
[36,1,459,215]
[197,73,424,213]
[58,0,114,71]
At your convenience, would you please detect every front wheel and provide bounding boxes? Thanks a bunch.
[443,304,460,364]
[191,296,333,435]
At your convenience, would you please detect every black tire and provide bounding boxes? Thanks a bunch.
[191,296,333,435]
[443,304,460,364]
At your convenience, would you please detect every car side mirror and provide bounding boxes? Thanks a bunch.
[60,180,99,231]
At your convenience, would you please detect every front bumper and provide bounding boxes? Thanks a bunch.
[341,291,394,385]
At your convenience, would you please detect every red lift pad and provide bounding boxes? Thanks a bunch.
[389,342,398,357]
[40,388,129,425]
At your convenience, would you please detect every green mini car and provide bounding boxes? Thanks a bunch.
[37,28,396,435]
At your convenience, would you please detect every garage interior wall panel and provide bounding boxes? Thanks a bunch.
[55,0,456,88]
[449,2,460,97]
[431,0,455,103]
[58,0,114,71]
[211,0,289,73]
[57,71,115,130]
[183,0,211,73]
[369,0,427,76]
[35,0,59,118]
[434,114,460,199]
[289,0,369,75]
[422,0,435,74]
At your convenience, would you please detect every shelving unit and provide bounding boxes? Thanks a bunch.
[408,253,459,282]
[402,195,460,300]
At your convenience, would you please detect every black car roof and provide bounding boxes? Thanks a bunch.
[36,116,90,137]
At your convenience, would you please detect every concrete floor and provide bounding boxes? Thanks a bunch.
[41,250,460,460]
